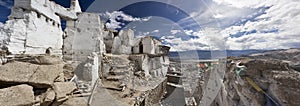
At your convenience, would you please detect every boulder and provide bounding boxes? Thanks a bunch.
[0,84,35,106]
[0,61,63,88]
[60,97,88,106]
[63,64,74,80]
[53,82,77,100]
[40,88,56,106]
[34,55,62,65]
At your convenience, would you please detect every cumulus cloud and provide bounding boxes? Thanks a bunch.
[170,0,300,51]
[170,30,181,35]
[152,30,159,33]
[162,28,227,51]
[218,0,300,50]
[0,22,4,27]
[0,1,13,9]
[184,30,194,35]
[97,0,300,51]
[212,0,266,9]
[100,11,151,29]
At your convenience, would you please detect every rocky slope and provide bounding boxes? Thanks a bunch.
[244,48,300,71]
[212,49,300,106]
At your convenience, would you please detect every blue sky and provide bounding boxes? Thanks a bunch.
[0,0,300,51]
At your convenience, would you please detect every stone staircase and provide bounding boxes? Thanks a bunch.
[103,54,133,91]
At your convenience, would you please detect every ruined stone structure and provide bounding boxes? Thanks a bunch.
[4,0,80,54]
[0,0,171,105]
[63,12,105,61]
[111,29,135,54]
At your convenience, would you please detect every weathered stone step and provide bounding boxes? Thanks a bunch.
[109,69,129,75]
[104,54,131,65]
[167,74,182,84]
[167,82,183,88]
[102,85,123,91]
[111,65,129,68]
[109,70,129,75]
[106,75,125,81]
[167,71,183,75]
[166,74,183,78]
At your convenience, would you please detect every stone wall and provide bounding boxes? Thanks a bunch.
[63,13,105,61]
[13,0,78,22]
[4,0,81,55]
[6,10,63,54]
[144,78,167,106]
[111,29,135,54]
[128,54,170,78]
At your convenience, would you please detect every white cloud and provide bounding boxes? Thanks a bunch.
[0,1,13,9]
[143,32,150,35]
[218,0,300,50]
[97,0,300,51]
[152,30,159,33]
[170,30,181,34]
[163,28,227,51]
[167,0,300,50]
[184,30,193,35]
[212,0,266,8]
[166,36,175,39]
[100,11,151,29]
[105,19,122,29]
[0,22,4,27]
[213,13,224,18]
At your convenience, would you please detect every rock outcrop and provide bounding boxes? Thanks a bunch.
[0,84,35,106]
[0,60,63,88]
[212,56,300,106]
[245,48,300,72]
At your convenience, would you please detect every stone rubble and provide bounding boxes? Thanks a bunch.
[53,82,77,100]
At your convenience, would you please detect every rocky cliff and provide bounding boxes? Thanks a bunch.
[212,49,300,106]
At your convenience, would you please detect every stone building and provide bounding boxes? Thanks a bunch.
[63,13,106,61]
[0,0,172,105]
[111,29,135,54]
[4,0,80,54]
